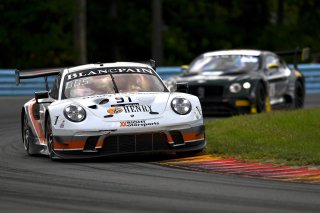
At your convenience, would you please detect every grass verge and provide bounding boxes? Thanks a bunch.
[205,108,320,166]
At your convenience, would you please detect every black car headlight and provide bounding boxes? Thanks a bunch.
[64,104,86,122]
[229,83,242,93]
[171,97,192,115]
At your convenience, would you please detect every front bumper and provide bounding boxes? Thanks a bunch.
[200,98,252,115]
[51,125,206,159]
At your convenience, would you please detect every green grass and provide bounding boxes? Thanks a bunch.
[205,108,320,166]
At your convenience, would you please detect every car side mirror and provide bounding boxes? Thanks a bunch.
[35,91,52,103]
[267,63,279,69]
[176,82,189,93]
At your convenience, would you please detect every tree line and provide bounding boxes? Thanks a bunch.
[0,0,319,68]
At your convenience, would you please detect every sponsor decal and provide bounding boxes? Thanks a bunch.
[123,104,152,113]
[67,67,154,81]
[120,120,159,127]
[54,116,59,125]
[60,120,65,128]
[107,107,123,114]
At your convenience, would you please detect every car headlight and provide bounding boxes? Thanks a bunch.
[229,83,242,93]
[243,82,251,89]
[171,97,192,115]
[64,104,86,122]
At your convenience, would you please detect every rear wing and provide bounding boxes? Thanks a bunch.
[15,67,65,90]
[276,47,310,69]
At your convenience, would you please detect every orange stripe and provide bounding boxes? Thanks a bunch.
[167,132,205,143]
[53,141,85,150]
[183,133,205,142]
[167,135,174,143]
[96,140,104,148]
[29,100,46,144]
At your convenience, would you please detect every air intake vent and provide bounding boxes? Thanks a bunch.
[99,99,109,105]
[102,133,169,154]
[83,136,99,151]
[169,131,184,145]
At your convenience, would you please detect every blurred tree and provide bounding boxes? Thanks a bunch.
[0,0,75,68]
[152,0,163,65]
[0,0,319,68]
[74,0,87,65]
[86,0,152,63]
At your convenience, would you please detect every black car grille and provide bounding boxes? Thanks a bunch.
[188,85,224,98]
[102,133,169,154]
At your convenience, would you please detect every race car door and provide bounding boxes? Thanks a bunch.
[264,54,289,102]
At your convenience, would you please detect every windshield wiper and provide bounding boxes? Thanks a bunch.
[108,70,119,93]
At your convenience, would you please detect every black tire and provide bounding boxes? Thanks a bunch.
[22,114,33,155]
[45,117,56,160]
[294,80,304,109]
[255,83,266,113]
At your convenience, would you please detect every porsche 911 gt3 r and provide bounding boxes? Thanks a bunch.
[16,61,205,160]
[165,49,309,115]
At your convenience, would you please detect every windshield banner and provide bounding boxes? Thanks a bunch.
[66,67,154,81]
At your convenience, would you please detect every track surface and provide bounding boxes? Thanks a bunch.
[1,96,320,213]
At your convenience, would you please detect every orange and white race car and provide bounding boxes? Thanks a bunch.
[16,61,205,160]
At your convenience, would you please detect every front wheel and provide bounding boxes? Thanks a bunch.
[255,83,266,113]
[45,117,56,160]
[22,114,33,155]
[293,81,304,109]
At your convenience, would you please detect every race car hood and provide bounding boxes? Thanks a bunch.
[67,93,171,121]
[169,70,258,84]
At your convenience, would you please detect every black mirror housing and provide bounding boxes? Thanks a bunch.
[35,91,50,103]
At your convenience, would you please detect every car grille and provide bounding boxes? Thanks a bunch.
[188,85,224,98]
[102,132,169,154]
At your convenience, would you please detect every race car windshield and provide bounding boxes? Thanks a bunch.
[64,72,166,99]
[188,55,260,73]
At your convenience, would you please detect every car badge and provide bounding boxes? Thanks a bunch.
[60,120,65,128]
[107,107,123,114]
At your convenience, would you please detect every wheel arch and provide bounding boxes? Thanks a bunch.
[297,76,305,92]
[251,79,269,96]
[259,80,267,95]
[21,107,26,140]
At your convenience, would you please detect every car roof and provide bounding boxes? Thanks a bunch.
[203,50,263,57]
[66,62,153,73]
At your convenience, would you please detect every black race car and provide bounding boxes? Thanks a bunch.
[165,49,308,115]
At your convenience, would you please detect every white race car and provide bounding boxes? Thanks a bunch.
[16,61,205,160]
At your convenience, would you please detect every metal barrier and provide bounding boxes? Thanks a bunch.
[1,64,320,95]
[294,64,320,94]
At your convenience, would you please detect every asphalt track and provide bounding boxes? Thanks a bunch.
[0,95,320,213]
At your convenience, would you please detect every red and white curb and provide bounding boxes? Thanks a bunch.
[156,155,320,184]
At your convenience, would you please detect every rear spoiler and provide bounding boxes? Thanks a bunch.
[276,47,310,69]
[15,67,65,90]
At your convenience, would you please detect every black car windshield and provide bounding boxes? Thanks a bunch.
[63,68,166,98]
[188,55,260,73]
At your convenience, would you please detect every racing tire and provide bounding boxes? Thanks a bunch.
[255,83,266,113]
[293,81,304,109]
[45,117,56,160]
[22,113,34,155]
